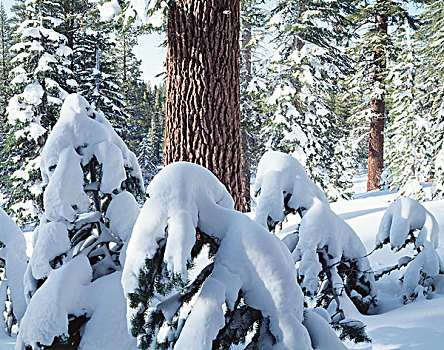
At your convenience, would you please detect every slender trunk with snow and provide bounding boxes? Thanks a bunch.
[367,2,387,191]
[164,0,245,212]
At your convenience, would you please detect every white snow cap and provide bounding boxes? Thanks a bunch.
[40,93,144,194]
[106,191,140,242]
[254,150,328,228]
[123,162,234,292]
[294,199,376,299]
[123,162,313,349]
[98,0,121,22]
[377,197,439,250]
[42,147,90,222]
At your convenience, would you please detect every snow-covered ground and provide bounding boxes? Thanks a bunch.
[2,172,444,349]
[0,334,15,349]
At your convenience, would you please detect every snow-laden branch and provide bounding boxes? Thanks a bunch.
[254,151,328,230]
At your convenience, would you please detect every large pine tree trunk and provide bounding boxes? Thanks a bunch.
[240,0,252,212]
[164,0,245,211]
[367,5,387,191]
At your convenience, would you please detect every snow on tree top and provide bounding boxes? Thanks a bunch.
[22,82,44,105]
[377,197,439,250]
[122,162,316,349]
[40,93,144,193]
[98,0,121,22]
[123,161,234,291]
[254,150,328,229]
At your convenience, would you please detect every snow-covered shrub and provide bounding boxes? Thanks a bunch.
[254,151,376,342]
[16,93,143,349]
[290,200,376,342]
[0,208,27,335]
[375,197,443,302]
[122,162,346,350]
[254,150,328,230]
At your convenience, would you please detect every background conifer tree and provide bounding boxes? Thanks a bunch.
[263,0,355,199]
[2,0,76,223]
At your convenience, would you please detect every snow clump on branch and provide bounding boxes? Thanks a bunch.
[254,150,328,230]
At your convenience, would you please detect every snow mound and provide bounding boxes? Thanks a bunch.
[254,150,328,229]
[122,162,325,349]
[17,256,135,349]
[0,209,27,323]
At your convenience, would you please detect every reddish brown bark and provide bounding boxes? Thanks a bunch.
[164,0,245,212]
[367,5,387,192]
[240,0,252,211]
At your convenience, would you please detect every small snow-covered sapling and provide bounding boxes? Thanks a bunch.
[375,197,443,302]
[122,162,346,350]
[16,94,143,349]
[254,151,376,343]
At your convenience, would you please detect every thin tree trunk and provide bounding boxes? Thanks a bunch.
[164,0,245,212]
[367,3,387,191]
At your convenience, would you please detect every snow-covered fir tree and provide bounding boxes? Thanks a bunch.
[254,151,377,342]
[16,93,144,349]
[114,24,144,123]
[240,0,268,210]
[2,0,76,223]
[0,2,12,123]
[375,197,444,302]
[0,2,13,195]
[385,18,430,200]
[122,161,347,349]
[346,0,420,190]
[416,1,444,198]
[263,0,354,200]
[133,83,164,185]
[72,4,126,132]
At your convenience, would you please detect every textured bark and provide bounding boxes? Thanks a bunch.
[367,4,387,192]
[240,0,252,211]
[164,0,245,211]
[241,130,251,211]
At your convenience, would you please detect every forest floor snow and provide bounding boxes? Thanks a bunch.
[2,173,444,349]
